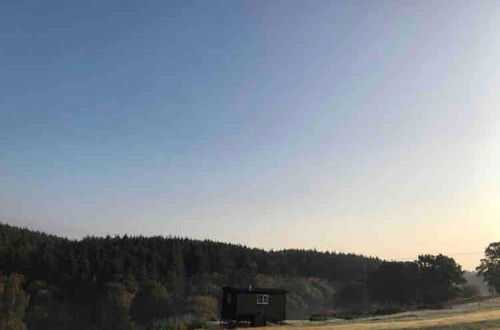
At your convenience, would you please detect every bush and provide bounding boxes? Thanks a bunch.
[130,281,172,324]
[188,295,217,321]
[0,274,30,330]
[148,315,208,330]
[373,306,404,315]
[333,309,366,320]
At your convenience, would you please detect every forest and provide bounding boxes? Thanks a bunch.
[0,223,497,330]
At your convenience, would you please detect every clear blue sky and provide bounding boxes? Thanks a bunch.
[1,0,499,269]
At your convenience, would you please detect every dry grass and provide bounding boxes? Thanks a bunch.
[295,310,500,329]
[250,297,500,330]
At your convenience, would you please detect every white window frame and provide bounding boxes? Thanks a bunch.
[256,294,270,305]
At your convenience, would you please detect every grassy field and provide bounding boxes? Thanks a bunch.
[252,297,500,330]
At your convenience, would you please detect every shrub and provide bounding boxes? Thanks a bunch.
[148,315,208,330]
[373,306,404,315]
[188,295,217,321]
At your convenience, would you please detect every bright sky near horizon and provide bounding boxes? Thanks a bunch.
[1,0,499,270]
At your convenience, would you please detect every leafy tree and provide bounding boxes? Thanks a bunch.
[0,274,30,330]
[98,282,133,330]
[130,281,172,324]
[417,254,465,303]
[25,281,50,330]
[334,281,366,307]
[476,242,500,294]
[367,261,420,304]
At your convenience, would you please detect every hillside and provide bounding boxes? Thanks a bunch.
[0,223,480,329]
[0,222,380,329]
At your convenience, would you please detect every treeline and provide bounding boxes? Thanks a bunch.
[0,223,379,285]
[0,223,497,329]
[0,223,378,329]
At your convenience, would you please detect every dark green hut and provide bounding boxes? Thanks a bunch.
[221,286,287,327]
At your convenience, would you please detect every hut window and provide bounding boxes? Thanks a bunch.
[257,294,269,305]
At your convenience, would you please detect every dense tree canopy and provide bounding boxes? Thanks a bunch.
[0,223,379,287]
[416,254,465,303]
[0,223,472,329]
[367,261,420,305]
[0,223,379,328]
[476,242,500,294]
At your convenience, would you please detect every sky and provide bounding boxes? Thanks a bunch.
[1,0,499,270]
